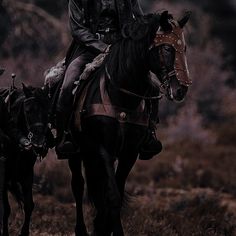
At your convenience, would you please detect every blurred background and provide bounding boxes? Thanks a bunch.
[1,0,236,235]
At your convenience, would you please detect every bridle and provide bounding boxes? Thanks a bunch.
[149,22,192,97]
[23,97,48,147]
[105,66,162,100]
[158,70,177,100]
[104,21,191,101]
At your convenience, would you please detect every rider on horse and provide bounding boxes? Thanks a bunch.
[56,0,162,160]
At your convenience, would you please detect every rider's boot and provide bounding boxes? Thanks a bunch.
[55,111,77,158]
[139,100,162,160]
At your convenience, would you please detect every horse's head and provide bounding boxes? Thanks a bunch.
[22,84,50,152]
[117,11,191,101]
[148,11,192,101]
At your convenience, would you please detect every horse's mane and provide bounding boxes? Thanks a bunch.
[102,14,162,82]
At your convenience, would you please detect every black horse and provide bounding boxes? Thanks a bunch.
[42,11,191,236]
[0,85,53,236]
[57,12,191,236]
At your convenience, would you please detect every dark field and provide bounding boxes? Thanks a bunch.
[8,136,236,236]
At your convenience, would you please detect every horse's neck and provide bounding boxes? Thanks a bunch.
[8,90,28,133]
[104,42,150,109]
[108,43,149,96]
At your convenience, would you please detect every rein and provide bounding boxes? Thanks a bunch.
[105,66,162,100]
[158,70,176,99]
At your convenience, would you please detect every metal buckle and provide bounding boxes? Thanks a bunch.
[96,33,101,40]
[28,132,33,141]
[105,27,110,33]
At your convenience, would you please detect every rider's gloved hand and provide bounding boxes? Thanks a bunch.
[19,137,32,151]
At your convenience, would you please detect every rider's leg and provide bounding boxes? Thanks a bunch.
[139,99,162,160]
[56,52,95,155]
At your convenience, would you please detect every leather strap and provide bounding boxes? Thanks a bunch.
[83,103,149,126]
[74,74,150,128]
[83,75,149,126]
[74,78,95,131]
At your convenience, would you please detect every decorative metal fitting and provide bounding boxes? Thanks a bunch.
[28,132,33,141]
[120,112,127,120]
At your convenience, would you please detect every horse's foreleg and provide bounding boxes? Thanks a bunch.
[116,153,138,201]
[1,156,10,236]
[106,164,124,236]
[84,154,110,236]
[68,158,88,236]
[84,148,124,236]
[0,157,5,236]
[19,176,34,236]
[2,188,10,236]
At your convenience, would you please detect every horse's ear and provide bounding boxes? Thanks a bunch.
[178,11,191,28]
[22,83,33,98]
[160,11,173,31]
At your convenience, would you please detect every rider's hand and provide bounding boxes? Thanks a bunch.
[19,137,32,151]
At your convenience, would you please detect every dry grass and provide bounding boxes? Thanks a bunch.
[8,189,236,236]
[6,139,236,236]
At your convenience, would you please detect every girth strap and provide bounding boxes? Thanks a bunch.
[82,75,150,126]
[83,103,150,126]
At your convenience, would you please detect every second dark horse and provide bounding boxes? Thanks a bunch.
[0,85,53,236]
